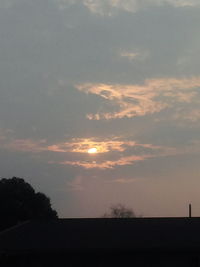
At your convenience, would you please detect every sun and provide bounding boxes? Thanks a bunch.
[88,147,98,154]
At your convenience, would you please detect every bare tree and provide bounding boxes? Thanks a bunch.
[103,203,136,218]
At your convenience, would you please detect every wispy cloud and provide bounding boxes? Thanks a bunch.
[47,137,150,154]
[165,0,200,7]
[56,138,200,169]
[55,141,176,169]
[2,139,47,153]
[119,50,149,62]
[0,135,160,155]
[60,0,200,16]
[60,154,152,169]
[120,51,140,60]
[1,135,169,169]
[58,144,177,169]
[77,77,200,120]
[2,133,200,170]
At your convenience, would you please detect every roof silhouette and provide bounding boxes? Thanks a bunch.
[0,217,200,255]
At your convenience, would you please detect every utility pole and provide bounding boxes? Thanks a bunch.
[189,203,192,218]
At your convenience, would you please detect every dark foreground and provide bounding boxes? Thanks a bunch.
[0,217,200,266]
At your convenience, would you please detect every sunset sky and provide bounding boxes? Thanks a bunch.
[0,0,200,217]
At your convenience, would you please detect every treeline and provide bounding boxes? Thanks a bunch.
[0,177,57,231]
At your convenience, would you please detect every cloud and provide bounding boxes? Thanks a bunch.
[48,137,140,153]
[2,134,172,169]
[1,132,174,169]
[60,0,200,16]
[59,155,151,169]
[1,135,161,154]
[165,0,200,7]
[11,0,199,11]
[54,141,176,169]
[47,137,169,155]
[120,51,140,60]
[2,138,47,153]
[0,132,164,155]
[58,144,177,169]
[76,77,200,120]
[1,131,200,171]
[119,50,149,62]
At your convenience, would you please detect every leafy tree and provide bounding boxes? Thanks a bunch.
[0,177,57,231]
[103,203,136,218]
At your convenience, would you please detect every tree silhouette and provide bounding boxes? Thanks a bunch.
[103,203,136,218]
[0,177,57,231]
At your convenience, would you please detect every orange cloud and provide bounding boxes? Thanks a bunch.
[47,137,166,155]
[55,143,176,169]
[58,145,177,169]
[1,135,162,155]
[60,155,150,169]
[2,134,199,170]
[77,76,200,120]
[47,137,139,153]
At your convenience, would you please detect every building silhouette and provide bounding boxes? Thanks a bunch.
[0,217,200,266]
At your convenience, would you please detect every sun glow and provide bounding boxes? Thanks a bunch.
[88,147,98,154]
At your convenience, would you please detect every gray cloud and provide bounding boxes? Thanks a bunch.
[57,0,200,16]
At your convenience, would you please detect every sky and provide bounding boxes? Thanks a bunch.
[0,0,200,218]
